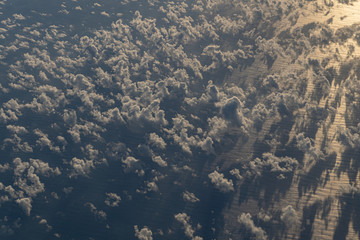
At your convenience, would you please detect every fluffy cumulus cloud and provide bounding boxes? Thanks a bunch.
[16,198,32,216]
[337,124,360,150]
[238,213,267,240]
[296,133,324,162]
[69,158,94,178]
[280,205,299,228]
[134,225,153,240]
[174,213,202,240]
[208,170,234,193]
[246,153,298,180]
[105,192,121,207]
[85,202,107,221]
[182,191,200,203]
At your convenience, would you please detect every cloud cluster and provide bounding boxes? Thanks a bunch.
[0,0,343,238]
[246,153,298,180]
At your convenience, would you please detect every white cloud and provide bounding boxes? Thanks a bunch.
[182,191,200,203]
[148,133,166,150]
[175,213,202,240]
[85,202,107,221]
[29,158,61,177]
[280,205,299,228]
[208,170,234,193]
[100,11,110,17]
[13,158,45,197]
[296,133,324,162]
[69,157,94,178]
[246,153,298,180]
[16,198,32,216]
[152,155,167,167]
[238,213,267,240]
[105,193,121,207]
[134,225,153,240]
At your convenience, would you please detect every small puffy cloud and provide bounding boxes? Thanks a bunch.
[182,191,200,203]
[337,124,360,149]
[148,133,166,150]
[152,156,167,167]
[38,218,52,231]
[229,168,242,181]
[175,213,202,240]
[34,129,60,153]
[13,158,45,197]
[134,225,153,240]
[105,192,121,207]
[296,133,324,161]
[85,202,107,221]
[6,125,28,135]
[16,198,32,216]
[206,116,227,142]
[238,213,267,240]
[100,11,110,17]
[13,14,25,20]
[280,205,299,228]
[122,156,140,171]
[146,181,159,192]
[208,170,234,193]
[69,157,94,178]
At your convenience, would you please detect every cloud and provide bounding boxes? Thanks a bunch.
[100,11,110,17]
[6,125,28,135]
[152,155,167,167]
[280,205,299,228]
[174,213,202,240]
[206,116,227,142]
[69,157,94,178]
[246,153,298,180]
[148,133,167,150]
[337,124,360,149]
[208,170,234,193]
[238,213,267,240]
[29,158,61,177]
[214,14,245,35]
[85,202,107,221]
[229,168,243,181]
[182,191,200,203]
[13,158,45,197]
[122,156,140,171]
[16,198,32,216]
[105,192,121,207]
[296,133,324,161]
[34,129,61,153]
[134,225,153,240]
